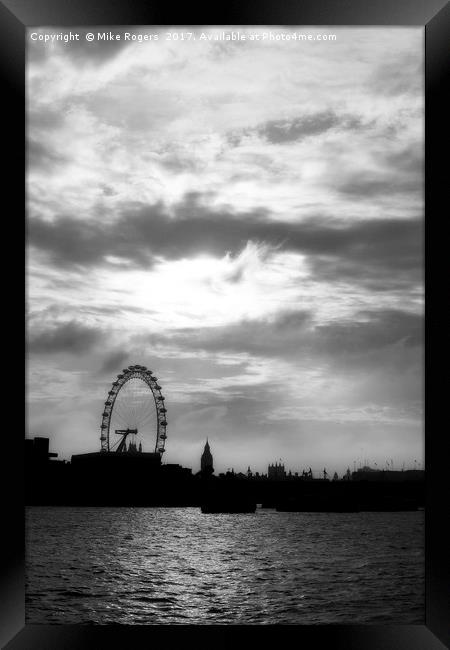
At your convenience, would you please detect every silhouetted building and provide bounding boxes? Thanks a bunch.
[67,451,194,506]
[24,431,425,509]
[71,450,161,471]
[352,466,425,482]
[161,463,193,479]
[25,437,67,505]
[268,462,286,480]
[25,436,58,464]
[200,439,214,475]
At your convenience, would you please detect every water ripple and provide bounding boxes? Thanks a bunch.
[26,507,424,625]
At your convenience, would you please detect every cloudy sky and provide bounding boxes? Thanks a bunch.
[26,26,424,475]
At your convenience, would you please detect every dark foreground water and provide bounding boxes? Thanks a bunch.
[25,507,424,624]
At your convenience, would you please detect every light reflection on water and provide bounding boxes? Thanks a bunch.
[26,507,424,624]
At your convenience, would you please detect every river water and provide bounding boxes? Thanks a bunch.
[25,506,424,625]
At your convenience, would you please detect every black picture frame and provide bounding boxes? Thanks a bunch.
[2,0,448,647]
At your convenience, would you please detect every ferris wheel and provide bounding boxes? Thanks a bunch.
[100,365,167,455]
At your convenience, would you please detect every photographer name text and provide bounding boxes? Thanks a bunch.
[30,30,337,44]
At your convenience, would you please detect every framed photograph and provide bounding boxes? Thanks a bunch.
[2,0,448,647]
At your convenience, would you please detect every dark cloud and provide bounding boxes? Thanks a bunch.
[156,310,313,357]
[258,112,341,143]
[226,111,368,148]
[256,111,368,144]
[338,174,421,199]
[158,153,198,173]
[312,309,423,356]
[27,199,261,268]
[28,194,422,291]
[332,138,423,200]
[306,218,423,290]
[29,215,111,267]
[29,321,103,354]
[100,184,117,197]
[27,139,68,170]
[226,132,243,148]
[99,351,130,375]
[28,108,65,131]
[144,308,423,363]
[307,256,422,293]
[34,307,418,365]
[384,145,423,176]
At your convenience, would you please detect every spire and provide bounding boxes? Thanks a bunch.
[201,438,214,474]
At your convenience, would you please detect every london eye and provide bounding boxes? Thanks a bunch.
[100,365,167,455]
